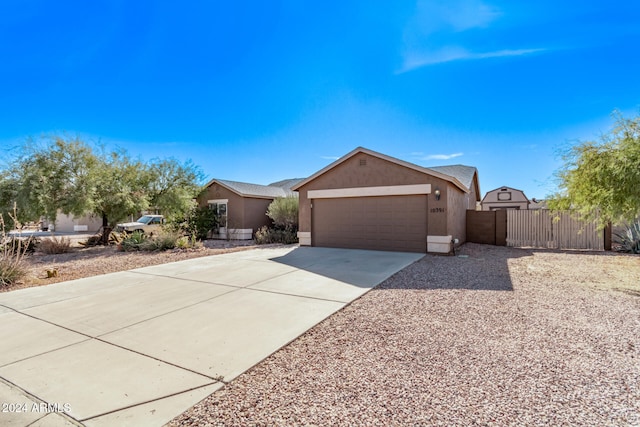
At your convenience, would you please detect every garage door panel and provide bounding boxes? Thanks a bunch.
[313,196,427,253]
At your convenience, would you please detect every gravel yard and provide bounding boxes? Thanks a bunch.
[2,239,264,292]
[171,243,640,426]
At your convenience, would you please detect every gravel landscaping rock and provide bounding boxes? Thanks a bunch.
[170,244,640,426]
[2,239,267,292]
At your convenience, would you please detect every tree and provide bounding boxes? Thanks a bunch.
[1,136,205,241]
[266,195,299,231]
[146,158,204,223]
[549,111,640,227]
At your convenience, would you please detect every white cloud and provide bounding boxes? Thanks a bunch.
[416,152,464,160]
[321,155,340,160]
[399,0,546,73]
[407,0,501,36]
[399,47,546,73]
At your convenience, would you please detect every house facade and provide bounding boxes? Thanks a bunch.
[198,178,303,239]
[293,147,480,253]
[481,186,530,210]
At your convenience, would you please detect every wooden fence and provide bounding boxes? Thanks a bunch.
[466,209,608,250]
[506,210,604,250]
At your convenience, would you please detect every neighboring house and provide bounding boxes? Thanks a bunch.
[198,178,304,239]
[293,147,481,254]
[42,212,103,233]
[481,186,530,211]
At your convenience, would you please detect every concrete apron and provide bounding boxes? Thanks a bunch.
[0,246,422,427]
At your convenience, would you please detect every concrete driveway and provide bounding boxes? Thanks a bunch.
[0,246,422,427]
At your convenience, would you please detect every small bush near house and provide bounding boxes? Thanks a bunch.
[255,226,298,244]
[179,205,218,241]
[614,220,640,254]
[38,236,72,254]
[266,196,298,231]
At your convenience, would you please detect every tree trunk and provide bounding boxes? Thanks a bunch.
[101,213,111,245]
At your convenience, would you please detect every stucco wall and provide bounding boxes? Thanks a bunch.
[198,183,246,228]
[54,212,102,233]
[243,197,274,233]
[297,151,452,236]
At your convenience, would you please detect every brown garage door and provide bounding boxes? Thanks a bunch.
[312,195,427,252]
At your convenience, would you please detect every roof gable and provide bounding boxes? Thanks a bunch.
[205,179,292,199]
[292,147,478,194]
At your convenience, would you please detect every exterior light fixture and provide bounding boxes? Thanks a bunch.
[434,189,441,201]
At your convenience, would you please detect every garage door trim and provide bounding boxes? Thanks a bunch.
[308,184,431,199]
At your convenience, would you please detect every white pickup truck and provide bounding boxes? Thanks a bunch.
[116,215,165,234]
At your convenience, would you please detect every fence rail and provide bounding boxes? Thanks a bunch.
[506,210,604,250]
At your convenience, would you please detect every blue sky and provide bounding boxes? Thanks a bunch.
[1,1,639,199]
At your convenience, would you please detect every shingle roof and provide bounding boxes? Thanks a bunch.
[207,178,303,198]
[426,165,477,191]
[268,178,306,191]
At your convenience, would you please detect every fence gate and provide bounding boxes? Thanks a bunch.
[506,210,604,250]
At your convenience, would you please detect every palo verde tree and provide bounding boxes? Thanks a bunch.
[549,111,640,227]
[145,158,204,223]
[2,136,204,240]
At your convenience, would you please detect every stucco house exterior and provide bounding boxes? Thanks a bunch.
[41,212,103,233]
[293,147,480,253]
[198,178,303,239]
[481,186,530,210]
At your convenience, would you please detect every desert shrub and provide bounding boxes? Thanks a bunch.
[38,236,72,254]
[81,229,126,247]
[176,234,203,249]
[0,216,29,287]
[139,231,179,251]
[255,226,298,244]
[266,196,298,232]
[614,220,640,254]
[1,236,39,254]
[119,231,148,251]
[119,230,197,252]
[178,205,218,241]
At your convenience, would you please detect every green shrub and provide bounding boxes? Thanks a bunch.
[140,231,179,251]
[38,236,72,254]
[119,231,148,251]
[266,196,298,232]
[255,226,298,244]
[119,230,198,252]
[614,220,640,253]
[176,234,203,249]
[179,205,218,241]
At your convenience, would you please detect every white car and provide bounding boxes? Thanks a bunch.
[116,215,165,234]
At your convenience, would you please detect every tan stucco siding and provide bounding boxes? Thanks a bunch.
[198,184,246,228]
[298,152,441,233]
[243,197,274,232]
[446,186,468,244]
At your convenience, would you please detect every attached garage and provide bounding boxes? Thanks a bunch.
[313,194,428,253]
[294,147,481,254]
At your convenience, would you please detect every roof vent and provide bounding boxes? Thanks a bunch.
[359,158,367,166]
